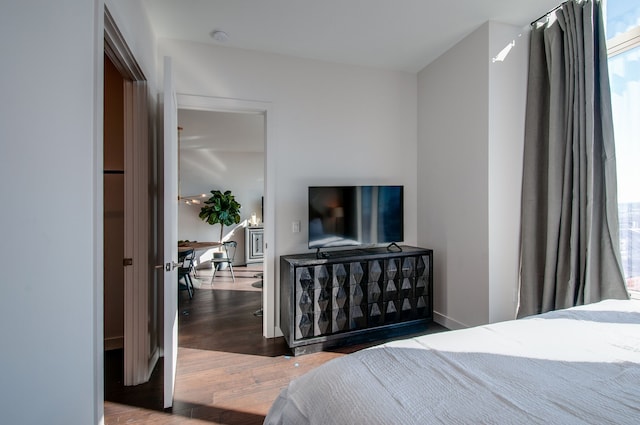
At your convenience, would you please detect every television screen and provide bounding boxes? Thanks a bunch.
[308,185,404,249]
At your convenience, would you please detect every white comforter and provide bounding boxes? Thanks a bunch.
[264,299,640,424]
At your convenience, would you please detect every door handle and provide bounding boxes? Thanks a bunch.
[165,261,181,271]
[155,262,181,271]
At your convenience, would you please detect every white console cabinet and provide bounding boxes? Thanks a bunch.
[246,226,264,263]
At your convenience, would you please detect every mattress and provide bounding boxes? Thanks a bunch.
[264,299,640,424]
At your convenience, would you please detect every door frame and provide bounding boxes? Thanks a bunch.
[104,7,158,385]
[162,56,179,408]
[177,94,277,337]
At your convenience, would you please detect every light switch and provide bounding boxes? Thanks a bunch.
[292,220,301,233]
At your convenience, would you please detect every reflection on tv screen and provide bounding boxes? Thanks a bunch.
[308,186,403,249]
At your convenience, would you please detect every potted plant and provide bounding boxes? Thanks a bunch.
[198,189,242,241]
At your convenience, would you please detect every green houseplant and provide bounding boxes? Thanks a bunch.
[198,190,242,241]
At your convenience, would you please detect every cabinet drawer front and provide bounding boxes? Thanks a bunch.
[295,267,314,318]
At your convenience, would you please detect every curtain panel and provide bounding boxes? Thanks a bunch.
[518,0,628,318]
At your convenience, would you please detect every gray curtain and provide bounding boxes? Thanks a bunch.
[518,0,628,319]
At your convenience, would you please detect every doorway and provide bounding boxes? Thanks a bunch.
[177,107,266,332]
[103,7,160,390]
[176,94,276,338]
[103,53,126,353]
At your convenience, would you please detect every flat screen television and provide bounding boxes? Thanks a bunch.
[308,185,404,249]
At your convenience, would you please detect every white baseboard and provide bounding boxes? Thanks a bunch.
[433,311,469,331]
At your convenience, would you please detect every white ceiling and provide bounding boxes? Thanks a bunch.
[177,109,264,197]
[141,0,562,73]
[178,109,264,153]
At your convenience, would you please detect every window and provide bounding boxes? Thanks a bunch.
[606,0,640,293]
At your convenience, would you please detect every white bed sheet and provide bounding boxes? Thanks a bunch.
[264,299,640,424]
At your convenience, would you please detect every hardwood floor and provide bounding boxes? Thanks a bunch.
[104,264,446,424]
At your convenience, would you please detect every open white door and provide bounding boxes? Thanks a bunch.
[163,56,179,409]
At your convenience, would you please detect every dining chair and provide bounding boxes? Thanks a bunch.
[178,248,195,298]
[210,241,237,283]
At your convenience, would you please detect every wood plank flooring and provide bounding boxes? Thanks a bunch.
[104,264,447,425]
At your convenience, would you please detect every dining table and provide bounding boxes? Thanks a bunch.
[178,241,222,253]
[178,241,223,280]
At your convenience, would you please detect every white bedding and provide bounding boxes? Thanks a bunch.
[264,299,640,424]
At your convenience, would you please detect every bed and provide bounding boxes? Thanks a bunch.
[264,299,640,424]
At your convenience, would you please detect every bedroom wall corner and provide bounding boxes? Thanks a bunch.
[417,21,529,328]
[487,21,529,323]
[416,23,491,328]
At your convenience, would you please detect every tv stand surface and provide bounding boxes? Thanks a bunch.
[314,245,405,259]
[315,247,372,259]
[280,245,433,355]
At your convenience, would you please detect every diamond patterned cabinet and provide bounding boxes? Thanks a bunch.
[280,246,433,355]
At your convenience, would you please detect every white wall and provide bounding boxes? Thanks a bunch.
[160,40,418,253]
[160,39,418,332]
[0,1,157,423]
[178,150,264,266]
[178,151,264,242]
[487,23,529,323]
[417,22,528,328]
[0,1,102,423]
[417,23,490,329]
